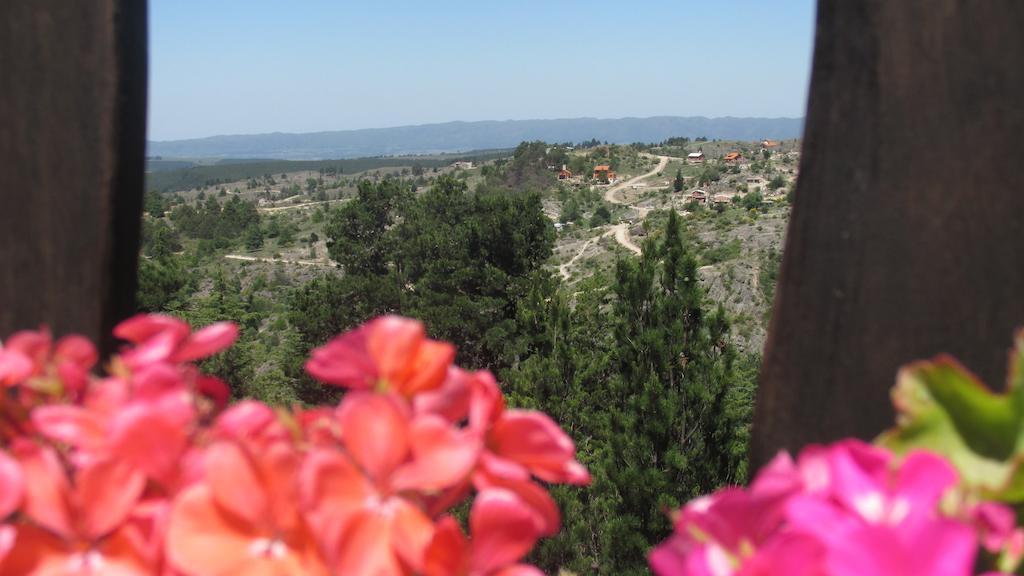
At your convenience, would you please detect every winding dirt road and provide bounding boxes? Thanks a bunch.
[603,154,669,255]
[558,155,671,280]
[604,154,669,206]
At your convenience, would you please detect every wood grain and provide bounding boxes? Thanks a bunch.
[0,1,147,354]
[753,1,1024,467]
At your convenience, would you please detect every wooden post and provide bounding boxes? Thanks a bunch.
[752,1,1024,468]
[0,0,147,353]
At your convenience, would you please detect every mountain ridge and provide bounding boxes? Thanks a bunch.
[148,116,804,160]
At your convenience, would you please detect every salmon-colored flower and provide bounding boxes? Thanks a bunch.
[3,441,151,575]
[166,439,328,576]
[305,316,455,398]
[31,365,196,485]
[459,370,590,536]
[424,489,544,576]
[114,314,238,370]
[301,391,479,574]
[2,327,96,395]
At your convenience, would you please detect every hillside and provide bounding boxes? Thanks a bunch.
[147,116,804,160]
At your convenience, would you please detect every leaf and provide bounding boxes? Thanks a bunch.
[878,333,1024,502]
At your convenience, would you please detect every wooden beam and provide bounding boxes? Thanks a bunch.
[753,1,1024,467]
[0,0,147,353]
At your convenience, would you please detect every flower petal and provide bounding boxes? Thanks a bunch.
[75,458,146,541]
[204,442,268,527]
[0,452,24,519]
[14,441,73,540]
[469,489,541,574]
[166,485,261,576]
[337,392,410,481]
[391,415,480,492]
[423,516,469,576]
[490,410,589,484]
[173,322,239,363]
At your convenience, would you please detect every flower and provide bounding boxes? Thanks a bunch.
[3,441,152,575]
[651,440,995,576]
[305,316,455,397]
[464,370,590,536]
[113,314,238,370]
[424,489,544,576]
[300,391,479,574]
[165,439,328,576]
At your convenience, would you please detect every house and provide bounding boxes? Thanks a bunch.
[712,194,732,204]
[558,165,573,180]
[760,140,780,149]
[593,165,617,183]
[724,151,742,163]
[687,150,705,164]
[451,161,474,170]
[689,189,708,204]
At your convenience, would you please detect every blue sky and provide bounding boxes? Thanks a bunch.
[149,1,816,141]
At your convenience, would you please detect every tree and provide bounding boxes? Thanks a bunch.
[560,198,582,223]
[673,168,684,192]
[590,205,612,227]
[324,179,409,274]
[244,226,264,251]
[501,211,754,575]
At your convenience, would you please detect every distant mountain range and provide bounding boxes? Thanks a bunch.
[147,116,804,161]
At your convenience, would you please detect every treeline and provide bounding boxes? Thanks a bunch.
[145,149,513,193]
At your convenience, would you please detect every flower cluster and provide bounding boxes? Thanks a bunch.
[0,314,589,575]
[650,439,1023,576]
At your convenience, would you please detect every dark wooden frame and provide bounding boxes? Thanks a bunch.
[0,0,147,354]
[752,1,1024,467]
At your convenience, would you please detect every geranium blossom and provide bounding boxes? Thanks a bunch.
[0,314,588,575]
[651,440,1013,576]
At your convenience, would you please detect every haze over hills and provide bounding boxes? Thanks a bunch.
[147,116,804,160]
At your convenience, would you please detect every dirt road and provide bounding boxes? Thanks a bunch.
[604,155,670,206]
[601,154,670,255]
[224,254,333,267]
[258,199,343,213]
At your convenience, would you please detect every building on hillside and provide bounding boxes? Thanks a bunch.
[451,161,474,170]
[724,151,742,163]
[689,189,708,204]
[687,150,705,164]
[558,165,573,180]
[761,140,780,149]
[593,165,617,183]
[712,193,732,205]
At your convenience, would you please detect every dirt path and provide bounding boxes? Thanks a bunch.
[599,154,670,255]
[224,254,334,267]
[604,155,670,206]
[611,223,642,255]
[258,199,342,213]
[558,229,616,281]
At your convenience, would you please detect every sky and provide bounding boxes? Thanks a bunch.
[149,1,817,141]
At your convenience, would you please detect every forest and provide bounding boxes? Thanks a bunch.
[138,141,760,574]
